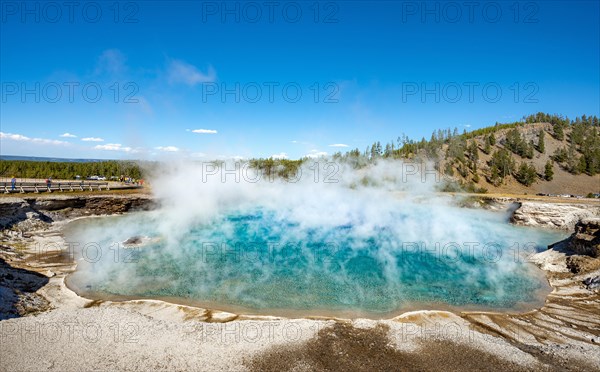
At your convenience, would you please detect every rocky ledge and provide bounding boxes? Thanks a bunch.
[0,194,156,231]
[555,218,600,284]
[510,201,600,230]
[568,218,600,258]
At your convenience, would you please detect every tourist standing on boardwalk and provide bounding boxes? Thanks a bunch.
[11,176,16,191]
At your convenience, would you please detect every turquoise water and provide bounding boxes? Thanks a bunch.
[66,206,567,315]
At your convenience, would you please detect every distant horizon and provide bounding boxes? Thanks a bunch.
[0,155,113,162]
[2,112,598,162]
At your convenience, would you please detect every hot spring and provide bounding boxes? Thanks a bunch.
[64,161,567,317]
[65,204,566,317]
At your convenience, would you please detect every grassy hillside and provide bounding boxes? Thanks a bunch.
[437,122,599,195]
[335,113,600,196]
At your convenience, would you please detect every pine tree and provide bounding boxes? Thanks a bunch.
[515,162,537,186]
[483,136,492,154]
[470,141,479,161]
[444,162,454,176]
[526,142,534,159]
[489,164,500,186]
[537,129,545,153]
[384,143,392,158]
[544,160,554,181]
[489,149,515,179]
[576,156,587,174]
[552,147,567,163]
[566,141,577,173]
[553,122,564,140]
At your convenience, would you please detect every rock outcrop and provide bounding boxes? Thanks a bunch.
[0,257,50,320]
[568,218,600,257]
[511,201,600,230]
[583,276,600,290]
[0,194,156,230]
[543,218,600,291]
[566,255,600,274]
[0,198,41,230]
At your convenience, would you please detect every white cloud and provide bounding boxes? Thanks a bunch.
[271,152,288,159]
[155,146,180,152]
[95,49,127,76]
[32,138,68,145]
[60,133,77,138]
[94,143,133,152]
[82,137,104,142]
[168,60,216,86]
[329,143,349,148]
[1,132,28,141]
[191,129,218,134]
[1,132,68,146]
[191,152,207,158]
[305,150,328,158]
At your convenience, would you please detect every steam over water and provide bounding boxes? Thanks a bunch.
[66,161,566,316]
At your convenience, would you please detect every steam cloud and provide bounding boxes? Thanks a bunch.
[66,159,566,315]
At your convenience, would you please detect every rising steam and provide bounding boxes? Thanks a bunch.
[66,159,566,315]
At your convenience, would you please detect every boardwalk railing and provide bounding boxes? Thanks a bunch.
[2,181,110,194]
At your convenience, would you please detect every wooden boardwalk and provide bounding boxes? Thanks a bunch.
[0,181,137,194]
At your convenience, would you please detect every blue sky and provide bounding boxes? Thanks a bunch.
[1,1,599,160]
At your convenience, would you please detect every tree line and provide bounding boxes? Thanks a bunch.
[0,160,144,180]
